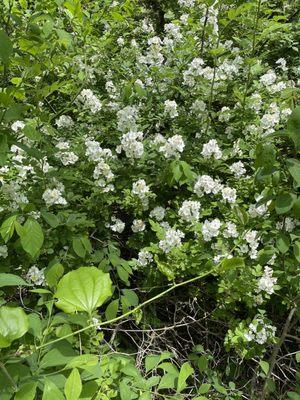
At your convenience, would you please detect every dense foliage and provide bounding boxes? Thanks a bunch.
[0,0,299,398]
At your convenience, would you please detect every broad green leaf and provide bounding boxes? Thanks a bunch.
[198,383,211,394]
[119,380,132,400]
[45,263,64,288]
[275,193,296,214]
[28,313,42,338]
[64,368,82,400]
[72,237,86,258]
[54,267,112,315]
[0,30,13,64]
[286,106,300,150]
[41,211,60,228]
[65,354,98,370]
[0,273,31,287]
[287,393,300,400]
[213,383,227,395]
[198,355,208,372]
[15,382,37,400]
[177,362,194,393]
[158,373,177,390]
[294,242,300,262]
[0,215,17,242]
[40,344,75,369]
[20,218,44,257]
[145,352,174,372]
[276,233,290,254]
[105,299,119,321]
[42,378,65,400]
[0,306,28,348]
[286,159,300,188]
[259,360,269,375]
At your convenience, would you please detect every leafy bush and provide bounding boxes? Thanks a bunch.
[0,0,299,398]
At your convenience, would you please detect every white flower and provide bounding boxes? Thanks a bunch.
[178,0,195,6]
[159,228,185,253]
[137,250,153,266]
[109,217,125,233]
[26,266,45,286]
[202,219,221,241]
[221,187,237,204]
[164,100,178,118]
[223,222,238,238]
[85,138,112,162]
[201,139,222,159]
[159,134,185,158]
[276,58,287,71]
[260,69,277,86]
[178,200,201,223]
[150,206,165,221]
[56,141,70,150]
[119,131,144,158]
[42,188,67,206]
[117,106,138,132]
[117,37,124,46]
[78,89,102,114]
[132,219,146,233]
[59,151,79,166]
[55,115,74,129]
[257,266,277,295]
[132,179,150,199]
[230,161,246,178]
[194,175,222,196]
[0,245,8,258]
[11,121,25,132]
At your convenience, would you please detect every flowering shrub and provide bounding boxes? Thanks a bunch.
[0,0,299,398]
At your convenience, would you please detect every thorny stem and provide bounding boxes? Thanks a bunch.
[36,268,215,350]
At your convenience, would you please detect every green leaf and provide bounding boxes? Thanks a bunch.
[198,383,211,394]
[287,392,300,400]
[276,233,290,254]
[177,362,194,393]
[295,352,300,363]
[275,192,296,214]
[0,215,17,242]
[41,211,60,228]
[0,30,13,64]
[119,380,132,400]
[65,354,98,370]
[0,306,28,348]
[213,383,227,395]
[45,263,64,288]
[286,159,300,188]
[105,299,119,321]
[72,237,86,258]
[42,378,65,400]
[15,382,37,400]
[20,218,44,257]
[158,373,177,390]
[198,355,208,373]
[286,106,300,150]
[0,273,31,287]
[259,360,269,375]
[54,267,112,315]
[64,368,82,400]
[145,352,174,373]
[294,242,300,263]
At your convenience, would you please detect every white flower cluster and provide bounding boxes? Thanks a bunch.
[223,222,238,238]
[55,115,74,129]
[260,102,280,134]
[257,266,277,295]
[276,217,299,232]
[85,138,113,162]
[178,0,195,6]
[0,245,8,258]
[194,175,222,196]
[42,187,67,207]
[26,266,45,286]
[78,89,102,113]
[159,134,185,158]
[117,131,144,159]
[244,230,260,259]
[137,250,153,266]
[259,69,286,94]
[221,187,237,204]
[202,218,221,241]
[11,120,25,132]
[117,106,138,132]
[229,161,246,178]
[109,216,125,233]
[131,219,146,233]
[138,36,164,67]
[159,227,185,253]
[244,319,276,345]
[55,141,78,166]
[178,200,201,223]
[201,139,222,159]
[164,100,178,118]
[93,159,114,191]
[150,206,165,221]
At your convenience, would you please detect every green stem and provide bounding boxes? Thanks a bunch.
[0,361,18,392]
[36,268,215,350]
